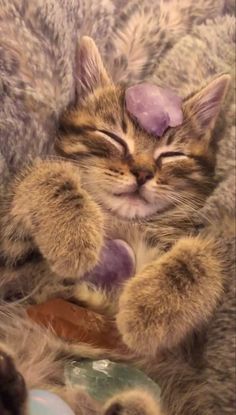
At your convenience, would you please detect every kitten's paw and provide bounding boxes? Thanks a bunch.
[117,238,223,356]
[103,389,162,415]
[38,188,104,279]
[0,350,27,415]
[11,161,104,279]
[116,270,167,357]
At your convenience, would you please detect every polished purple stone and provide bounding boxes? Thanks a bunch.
[84,240,135,290]
[125,83,183,136]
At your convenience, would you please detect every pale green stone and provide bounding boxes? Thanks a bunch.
[66,359,160,401]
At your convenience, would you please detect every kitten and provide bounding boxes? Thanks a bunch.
[58,41,235,408]
[0,36,234,415]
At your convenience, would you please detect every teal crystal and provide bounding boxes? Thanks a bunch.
[65,359,160,401]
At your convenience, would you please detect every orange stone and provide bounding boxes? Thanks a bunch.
[27,299,128,354]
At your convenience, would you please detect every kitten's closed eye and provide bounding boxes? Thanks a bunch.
[96,130,128,156]
[156,151,187,165]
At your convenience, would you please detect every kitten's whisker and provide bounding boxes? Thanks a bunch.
[162,193,214,226]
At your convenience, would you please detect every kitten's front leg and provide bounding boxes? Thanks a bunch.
[1,160,103,278]
[117,236,225,356]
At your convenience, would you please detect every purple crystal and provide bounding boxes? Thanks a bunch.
[84,240,135,291]
[125,83,183,136]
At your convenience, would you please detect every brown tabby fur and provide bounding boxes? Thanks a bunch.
[0,37,235,415]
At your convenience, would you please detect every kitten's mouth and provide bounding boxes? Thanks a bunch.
[113,189,148,204]
[101,187,158,219]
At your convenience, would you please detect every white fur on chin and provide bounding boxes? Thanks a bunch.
[101,193,169,219]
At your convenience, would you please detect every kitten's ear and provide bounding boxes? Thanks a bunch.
[76,36,111,100]
[183,74,231,132]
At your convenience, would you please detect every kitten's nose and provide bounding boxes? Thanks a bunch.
[130,167,154,186]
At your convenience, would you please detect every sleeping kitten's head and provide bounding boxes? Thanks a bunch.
[57,37,230,220]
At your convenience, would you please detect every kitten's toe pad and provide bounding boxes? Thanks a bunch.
[0,350,27,415]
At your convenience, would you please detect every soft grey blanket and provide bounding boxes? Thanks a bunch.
[0,0,235,220]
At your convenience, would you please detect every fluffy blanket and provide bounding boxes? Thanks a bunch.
[0,0,235,222]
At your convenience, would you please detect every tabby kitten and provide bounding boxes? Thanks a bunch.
[0,37,233,415]
[57,37,230,352]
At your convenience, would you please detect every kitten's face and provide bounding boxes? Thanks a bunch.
[57,37,229,220]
